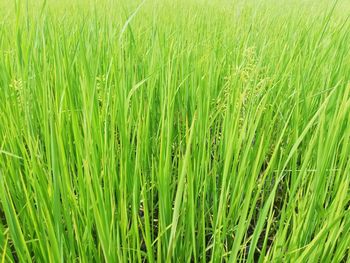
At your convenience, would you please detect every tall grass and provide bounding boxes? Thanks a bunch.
[0,0,349,261]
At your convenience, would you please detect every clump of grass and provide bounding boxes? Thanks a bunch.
[0,0,350,262]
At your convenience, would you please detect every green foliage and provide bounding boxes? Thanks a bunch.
[0,0,349,262]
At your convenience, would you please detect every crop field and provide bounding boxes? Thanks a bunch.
[0,0,350,262]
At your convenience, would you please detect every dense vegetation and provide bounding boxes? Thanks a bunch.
[0,0,349,261]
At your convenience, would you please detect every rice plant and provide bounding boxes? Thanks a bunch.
[0,0,349,262]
